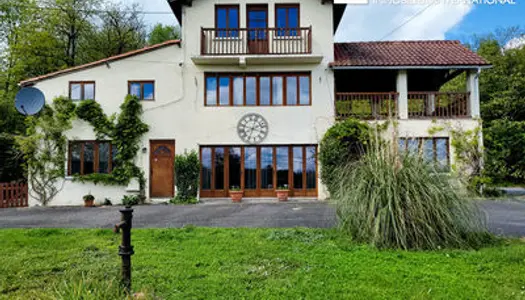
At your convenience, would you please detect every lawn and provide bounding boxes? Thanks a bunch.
[1,228,524,299]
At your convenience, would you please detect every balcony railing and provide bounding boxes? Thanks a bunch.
[335,92,398,120]
[408,92,470,118]
[200,27,312,56]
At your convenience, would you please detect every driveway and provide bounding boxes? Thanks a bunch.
[0,200,524,237]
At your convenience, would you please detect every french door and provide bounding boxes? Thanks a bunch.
[247,5,269,54]
[200,145,317,198]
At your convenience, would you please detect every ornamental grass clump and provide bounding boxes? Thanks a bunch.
[334,140,490,250]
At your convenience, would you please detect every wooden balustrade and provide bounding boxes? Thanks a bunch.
[0,182,28,208]
[335,92,398,120]
[408,92,470,118]
[200,27,312,55]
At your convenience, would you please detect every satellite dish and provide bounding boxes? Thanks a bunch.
[15,87,45,116]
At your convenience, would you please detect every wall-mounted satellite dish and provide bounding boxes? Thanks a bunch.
[15,87,45,116]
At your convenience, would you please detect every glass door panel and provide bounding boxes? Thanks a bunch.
[293,147,303,190]
[244,147,257,190]
[215,147,225,190]
[260,147,274,190]
[229,147,241,189]
[276,147,289,188]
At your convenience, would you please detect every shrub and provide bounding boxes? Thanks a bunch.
[122,195,140,206]
[334,141,490,250]
[170,197,198,205]
[174,150,200,201]
[319,118,370,196]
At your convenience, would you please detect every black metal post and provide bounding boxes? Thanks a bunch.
[114,206,134,292]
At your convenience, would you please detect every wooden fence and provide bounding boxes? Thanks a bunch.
[0,182,28,208]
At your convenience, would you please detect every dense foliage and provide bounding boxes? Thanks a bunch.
[475,35,525,184]
[74,96,149,194]
[15,97,76,205]
[173,150,200,202]
[334,141,490,250]
[148,24,181,45]
[319,118,370,196]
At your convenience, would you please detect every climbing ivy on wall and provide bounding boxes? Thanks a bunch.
[73,95,149,197]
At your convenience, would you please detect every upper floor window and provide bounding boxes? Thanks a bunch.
[205,73,311,107]
[276,4,299,36]
[398,137,450,171]
[216,5,239,37]
[69,81,95,101]
[129,81,155,101]
[68,141,117,176]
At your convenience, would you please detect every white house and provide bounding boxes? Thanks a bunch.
[20,0,490,206]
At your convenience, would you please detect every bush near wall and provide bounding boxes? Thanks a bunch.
[174,150,200,202]
[319,119,370,196]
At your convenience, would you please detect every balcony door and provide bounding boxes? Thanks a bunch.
[247,5,268,54]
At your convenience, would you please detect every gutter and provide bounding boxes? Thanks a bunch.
[330,65,492,70]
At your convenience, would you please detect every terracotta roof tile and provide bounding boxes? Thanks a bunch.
[20,40,181,86]
[331,40,490,67]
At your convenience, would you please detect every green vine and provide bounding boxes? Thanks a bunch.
[428,121,487,193]
[72,95,149,198]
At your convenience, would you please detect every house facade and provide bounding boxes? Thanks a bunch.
[20,0,490,206]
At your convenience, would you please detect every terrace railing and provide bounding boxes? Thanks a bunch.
[335,92,398,120]
[408,92,470,118]
[200,27,312,56]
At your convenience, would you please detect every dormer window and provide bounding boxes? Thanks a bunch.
[216,5,239,37]
[276,4,299,36]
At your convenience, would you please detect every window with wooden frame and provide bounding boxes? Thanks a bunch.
[199,145,317,198]
[215,5,240,37]
[275,4,299,36]
[68,141,117,176]
[69,81,95,101]
[398,137,450,171]
[205,73,311,106]
[129,81,155,101]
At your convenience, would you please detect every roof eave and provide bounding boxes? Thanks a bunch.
[330,64,493,70]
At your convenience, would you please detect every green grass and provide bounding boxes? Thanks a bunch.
[1,228,525,299]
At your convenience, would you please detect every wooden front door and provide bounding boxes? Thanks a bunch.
[150,140,175,198]
[247,5,269,54]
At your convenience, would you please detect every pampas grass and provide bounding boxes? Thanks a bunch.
[333,139,490,250]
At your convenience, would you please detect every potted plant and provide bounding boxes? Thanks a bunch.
[229,186,243,203]
[276,184,289,202]
[83,193,95,207]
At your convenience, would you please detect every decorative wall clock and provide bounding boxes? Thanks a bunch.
[237,113,269,144]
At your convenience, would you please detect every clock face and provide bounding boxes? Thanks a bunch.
[237,113,269,144]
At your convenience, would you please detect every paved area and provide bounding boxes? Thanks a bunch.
[0,200,524,236]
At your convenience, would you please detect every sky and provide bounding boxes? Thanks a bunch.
[126,0,524,43]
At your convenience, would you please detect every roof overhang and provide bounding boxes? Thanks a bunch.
[331,65,492,70]
[167,0,345,30]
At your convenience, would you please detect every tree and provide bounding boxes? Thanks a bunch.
[148,23,180,45]
[473,28,525,184]
[84,2,146,59]
[43,0,102,67]
[16,97,76,205]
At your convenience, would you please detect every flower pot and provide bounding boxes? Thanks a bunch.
[84,198,95,207]
[276,190,289,202]
[229,190,243,203]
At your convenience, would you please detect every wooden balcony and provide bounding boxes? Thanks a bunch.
[408,92,470,118]
[335,92,398,120]
[200,27,312,56]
